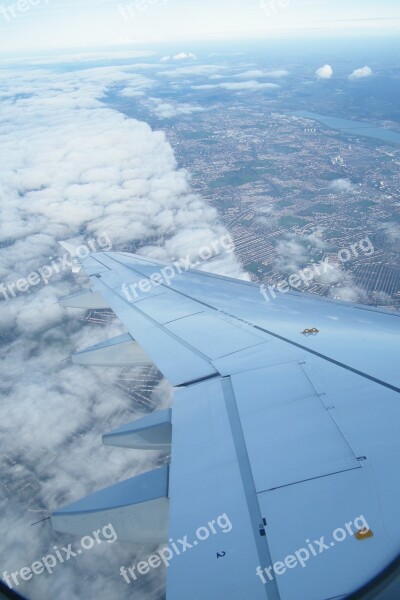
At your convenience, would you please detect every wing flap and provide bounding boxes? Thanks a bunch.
[167,377,278,600]
[103,408,172,450]
[51,466,169,544]
[59,290,110,309]
[231,362,361,492]
[71,333,151,367]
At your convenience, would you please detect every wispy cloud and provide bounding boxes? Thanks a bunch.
[192,80,280,91]
[158,64,227,77]
[235,69,289,79]
[144,97,204,119]
[161,52,197,62]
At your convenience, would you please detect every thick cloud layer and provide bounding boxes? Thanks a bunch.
[0,60,244,600]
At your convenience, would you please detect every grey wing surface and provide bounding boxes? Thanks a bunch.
[51,251,400,600]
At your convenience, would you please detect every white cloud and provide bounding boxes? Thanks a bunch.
[309,258,366,303]
[2,50,155,66]
[161,52,197,62]
[305,229,327,251]
[349,66,373,80]
[331,283,367,303]
[275,237,309,274]
[235,69,289,79]
[329,178,355,193]
[315,64,333,79]
[266,69,290,78]
[173,52,196,60]
[145,97,204,119]
[118,73,155,97]
[158,64,227,77]
[193,80,280,91]
[381,222,400,243]
[274,236,366,304]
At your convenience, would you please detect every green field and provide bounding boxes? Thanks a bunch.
[278,215,307,227]
[209,169,260,188]
[300,203,335,215]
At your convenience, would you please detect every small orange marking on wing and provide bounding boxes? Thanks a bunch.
[355,528,374,540]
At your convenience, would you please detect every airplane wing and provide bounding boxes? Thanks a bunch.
[51,251,400,600]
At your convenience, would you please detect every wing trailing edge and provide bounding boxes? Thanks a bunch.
[71,332,151,367]
[103,408,172,450]
[59,290,110,309]
[51,466,169,544]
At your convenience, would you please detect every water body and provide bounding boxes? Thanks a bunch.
[292,111,400,146]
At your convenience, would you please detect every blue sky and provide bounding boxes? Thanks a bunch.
[1,0,400,53]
